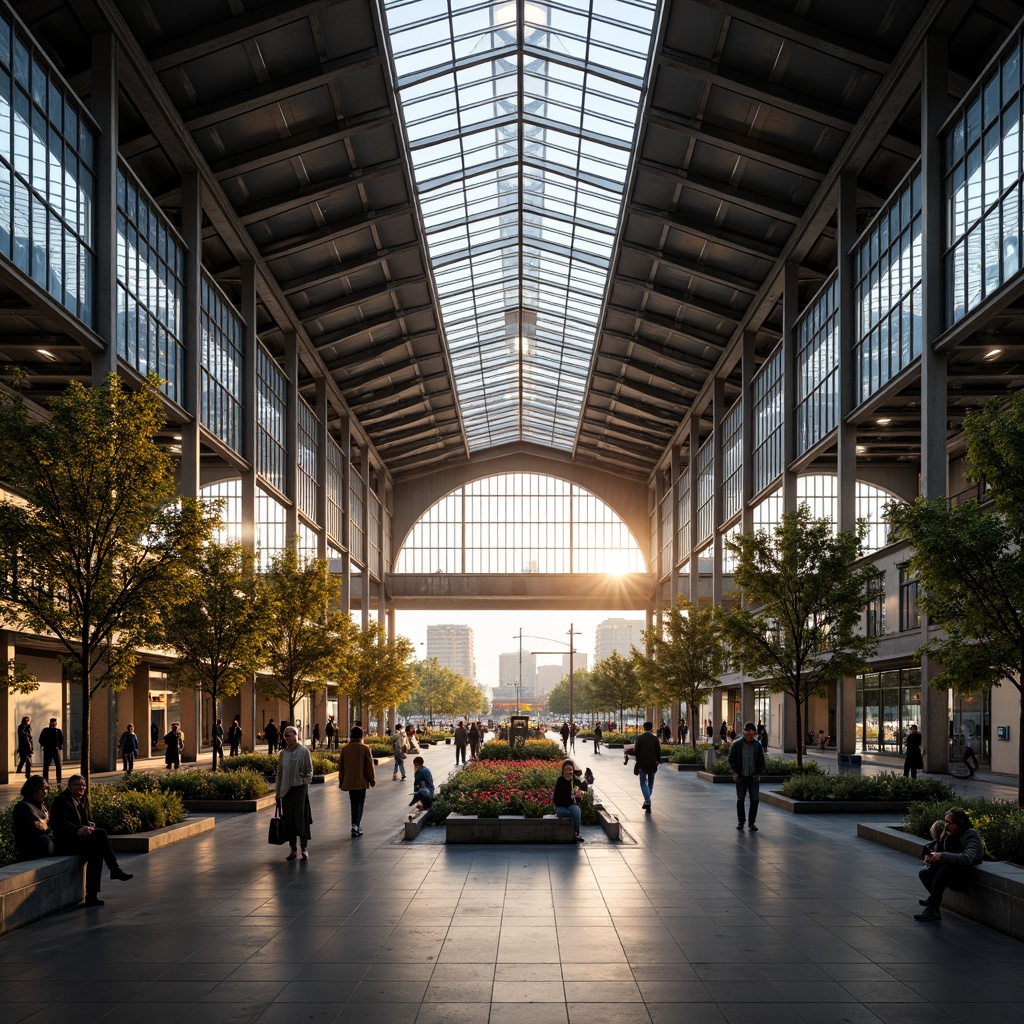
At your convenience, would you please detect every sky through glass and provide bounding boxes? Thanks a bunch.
[381,0,661,451]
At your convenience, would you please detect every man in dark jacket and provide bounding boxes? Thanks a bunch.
[16,715,33,777]
[265,719,279,755]
[729,722,767,831]
[51,775,133,906]
[38,717,64,783]
[626,721,662,813]
[454,721,469,765]
[914,806,984,921]
[228,716,242,757]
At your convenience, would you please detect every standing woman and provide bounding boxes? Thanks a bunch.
[339,725,375,837]
[276,725,313,860]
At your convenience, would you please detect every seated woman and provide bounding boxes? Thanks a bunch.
[12,775,54,861]
[553,759,584,842]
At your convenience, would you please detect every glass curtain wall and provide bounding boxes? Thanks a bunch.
[256,346,287,494]
[115,164,185,402]
[695,437,714,546]
[326,435,345,549]
[200,273,243,454]
[296,396,318,523]
[721,401,742,521]
[0,6,95,325]
[675,466,690,564]
[752,347,783,497]
[855,668,922,753]
[795,275,839,454]
[256,486,287,571]
[200,478,242,545]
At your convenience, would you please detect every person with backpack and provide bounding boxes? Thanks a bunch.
[120,724,138,774]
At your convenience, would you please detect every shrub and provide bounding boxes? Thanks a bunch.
[905,797,1024,864]
[0,801,16,866]
[223,753,278,778]
[478,739,564,761]
[311,752,338,774]
[427,758,598,825]
[781,771,955,802]
[157,768,270,800]
[86,784,185,834]
[669,744,712,764]
[709,756,825,776]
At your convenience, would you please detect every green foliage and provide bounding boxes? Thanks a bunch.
[635,599,728,746]
[156,768,270,800]
[478,739,564,761]
[0,801,16,866]
[709,756,825,776]
[780,771,955,802]
[311,752,338,774]
[338,620,416,723]
[587,656,641,724]
[669,744,712,764]
[904,797,1024,864]
[260,546,355,719]
[3,658,38,695]
[597,731,643,745]
[223,753,279,778]
[724,505,880,765]
[0,374,219,782]
[400,659,482,721]
[84,783,186,834]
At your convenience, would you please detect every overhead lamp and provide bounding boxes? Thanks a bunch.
[985,347,1003,360]
[36,349,57,361]
[172,434,183,441]
[876,417,892,426]
[856,444,867,454]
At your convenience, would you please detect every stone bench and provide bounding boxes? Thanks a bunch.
[0,855,84,935]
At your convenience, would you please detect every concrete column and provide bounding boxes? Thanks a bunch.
[670,447,681,605]
[240,677,257,755]
[130,663,150,758]
[0,631,16,783]
[712,377,725,607]
[178,690,199,764]
[316,378,329,559]
[179,173,203,499]
[90,31,118,384]
[283,334,299,545]
[920,33,952,774]
[741,330,756,536]
[89,680,116,773]
[239,263,258,553]
[836,172,860,758]
[688,416,700,604]
[340,416,352,615]
[781,261,798,514]
[741,681,755,730]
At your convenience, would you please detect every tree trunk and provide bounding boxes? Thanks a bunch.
[793,689,803,768]
[80,660,91,787]
[1017,673,1024,807]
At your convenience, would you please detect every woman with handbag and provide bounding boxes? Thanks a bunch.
[276,725,313,860]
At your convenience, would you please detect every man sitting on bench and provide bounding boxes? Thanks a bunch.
[914,806,983,922]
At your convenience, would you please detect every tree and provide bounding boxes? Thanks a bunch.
[634,598,728,747]
[590,653,643,731]
[546,667,592,721]
[886,391,1024,805]
[399,657,463,723]
[0,375,217,783]
[260,546,354,721]
[723,505,879,765]
[162,542,270,769]
[339,620,415,729]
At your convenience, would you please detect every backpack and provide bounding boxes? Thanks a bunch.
[583,767,594,787]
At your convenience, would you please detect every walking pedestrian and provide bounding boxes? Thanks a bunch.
[276,725,313,860]
[904,723,924,779]
[164,723,184,770]
[325,717,337,750]
[16,715,33,778]
[625,721,661,813]
[593,722,602,755]
[264,719,279,755]
[729,722,766,831]
[228,716,242,757]
[339,725,375,837]
[392,726,407,781]
[120,724,138,774]
[454,721,469,764]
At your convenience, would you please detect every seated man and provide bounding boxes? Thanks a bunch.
[409,756,435,812]
[50,775,133,907]
[914,806,984,921]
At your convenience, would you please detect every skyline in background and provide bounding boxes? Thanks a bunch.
[394,609,645,689]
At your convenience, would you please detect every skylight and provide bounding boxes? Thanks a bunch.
[381,0,660,452]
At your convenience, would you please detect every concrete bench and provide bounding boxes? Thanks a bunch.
[445,813,576,843]
[0,855,84,935]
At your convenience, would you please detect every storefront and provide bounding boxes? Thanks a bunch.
[855,668,922,755]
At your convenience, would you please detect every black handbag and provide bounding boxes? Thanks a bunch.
[267,816,287,845]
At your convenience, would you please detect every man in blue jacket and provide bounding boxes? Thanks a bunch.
[729,722,766,831]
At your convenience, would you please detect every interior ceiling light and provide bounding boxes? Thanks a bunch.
[36,349,57,361]
[985,347,1003,359]
[876,417,892,426]
[856,444,866,454]
[381,0,661,453]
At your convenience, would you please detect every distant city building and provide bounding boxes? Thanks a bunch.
[562,652,587,675]
[594,618,643,662]
[535,664,563,695]
[426,624,477,684]
[499,651,536,698]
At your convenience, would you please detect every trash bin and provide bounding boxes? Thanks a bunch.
[703,748,717,771]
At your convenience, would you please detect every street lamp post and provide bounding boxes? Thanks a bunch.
[522,623,582,731]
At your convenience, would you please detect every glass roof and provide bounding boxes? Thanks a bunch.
[381,0,661,452]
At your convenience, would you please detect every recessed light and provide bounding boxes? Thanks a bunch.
[985,348,1003,360]
[856,445,866,454]
[876,417,891,426]
[172,434,183,441]
[36,349,57,361]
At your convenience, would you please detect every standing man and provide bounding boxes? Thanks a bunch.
[264,718,279,755]
[903,723,924,779]
[454,720,469,765]
[559,721,570,753]
[593,722,602,755]
[325,717,336,750]
[120,724,138,774]
[228,715,242,757]
[38,717,64,783]
[16,715,33,778]
[729,722,766,831]
[626,721,662,814]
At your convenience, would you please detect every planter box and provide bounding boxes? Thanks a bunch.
[668,762,702,771]
[107,815,215,853]
[760,791,915,814]
[858,823,1024,941]
[404,808,430,841]
[445,813,575,844]
[595,803,620,841]
[182,794,277,813]
[697,772,790,784]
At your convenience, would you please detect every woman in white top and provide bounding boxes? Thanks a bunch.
[275,726,313,860]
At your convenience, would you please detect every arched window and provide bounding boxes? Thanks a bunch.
[396,473,646,574]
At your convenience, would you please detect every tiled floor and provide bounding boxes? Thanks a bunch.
[2,743,1021,1024]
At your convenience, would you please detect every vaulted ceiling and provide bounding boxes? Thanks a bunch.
[6,0,1023,483]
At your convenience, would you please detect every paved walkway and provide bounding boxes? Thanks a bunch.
[2,740,1022,1024]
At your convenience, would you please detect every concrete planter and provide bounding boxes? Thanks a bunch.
[697,772,791,784]
[0,855,83,935]
[760,791,915,814]
[107,815,215,853]
[668,762,702,771]
[858,823,1024,941]
[445,813,576,844]
[182,794,277,813]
